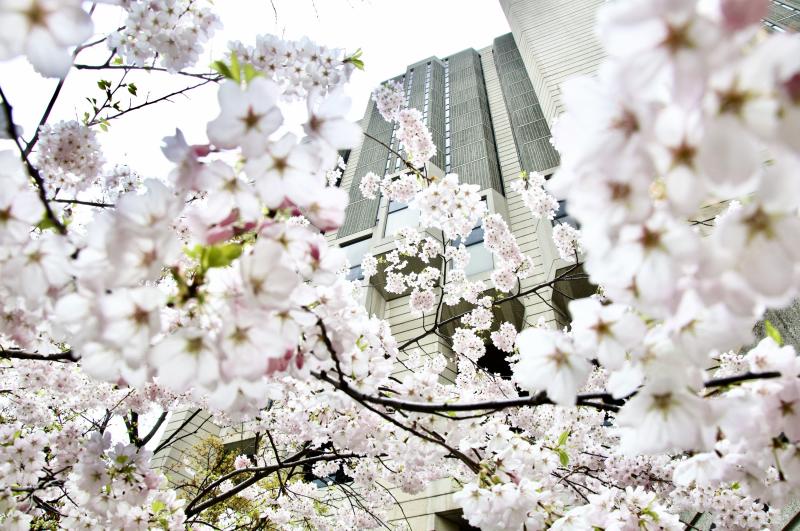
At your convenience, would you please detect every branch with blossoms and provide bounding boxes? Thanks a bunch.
[2,0,800,529]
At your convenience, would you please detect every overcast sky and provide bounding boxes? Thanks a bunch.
[1,0,511,178]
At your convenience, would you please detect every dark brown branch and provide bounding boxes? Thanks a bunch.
[139,411,169,448]
[315,370,619,414]
[51,198,114,208]
[362,131,428,182]
[0,349,77,362]
[73,63,221,81]
[703,371,780,389]
[90,78,215,126]
[23,78,66,158]
[185,452,360,518]
[0,86,66,234]
[153,409,203,454]
[315,370,784,417]
[397,261,583,351]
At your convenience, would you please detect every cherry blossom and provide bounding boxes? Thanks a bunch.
[0,0,93,77]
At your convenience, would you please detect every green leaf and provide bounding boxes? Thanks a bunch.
[557,449,569,467]
[765,320,783,346]
[344,48,365,70]
[205,242,243,268]
[113,56,124,65]
[557,429,570,447]
[99,120,109,132]
[229,52,241,83]
[210,60,234,81]
[36,214,57,232]
[151,499,166,513]
[97,79,111,90]
[127,83,138,96]
[243,63,260,83]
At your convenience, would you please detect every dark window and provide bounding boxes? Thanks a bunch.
[478,341,513,379]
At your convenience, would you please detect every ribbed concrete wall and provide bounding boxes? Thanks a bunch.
[499,0,606,128]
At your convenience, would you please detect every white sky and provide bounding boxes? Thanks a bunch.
[1,0,511,178]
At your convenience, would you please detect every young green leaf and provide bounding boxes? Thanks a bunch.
[557,429,570,447]
[210,60,234,81]
[229,52,241,83]
[765,320,783,346]
[557,449,569,467]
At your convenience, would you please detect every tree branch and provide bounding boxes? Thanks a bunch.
[0,349,77,362]
[0,85,67,234]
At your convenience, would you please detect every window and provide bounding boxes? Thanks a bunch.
[341,237,372,281]
[383,198,420,237]
[444,59,451,173]
[552,199,579,228]
[453,217,493,276]
[545,174,579,228]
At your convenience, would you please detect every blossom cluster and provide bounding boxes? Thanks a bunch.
[109,0,221,72]
[229,35,357,99]
[510,171,558,220]
[482,213,533,292]
[411,174,485,240]
[35,120,104,194]
[372,81,436,167]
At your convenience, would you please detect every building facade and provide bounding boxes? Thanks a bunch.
[309,31,589,529]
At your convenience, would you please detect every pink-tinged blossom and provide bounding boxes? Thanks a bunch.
[246,132,320,210]
[161,128,212,192]
[302,185,348,231]
[240,238,299,309]
[304,88,361,150]
[452,328,485,362]
[409,288,435,316]
[207,78,283,157]
[412,174,485,240]
[234,454,253,470]
[229,34,355,99]
[0,0,93,77]
[597,0,722,104]
[616,378,715,454]
[395,108,435,166]
[569,298,645,370]
[713,201,800,307]
[513,328,591,406]
[719,0,769,31]
[3,232,73,303]
[360,253,377,281]
[151,327,220,393]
